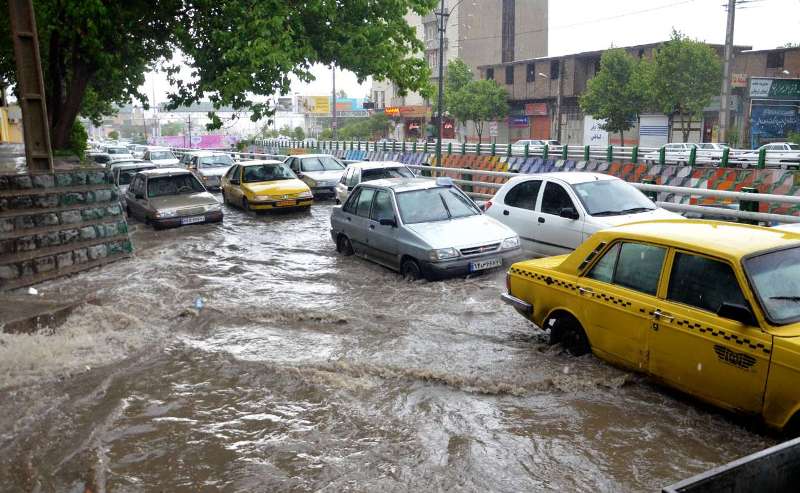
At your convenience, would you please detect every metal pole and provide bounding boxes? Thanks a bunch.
[556,58,564,143]
[332,64,338,140]
[435,0,447,166]
[719,0,736,144]
[142,108,148,144]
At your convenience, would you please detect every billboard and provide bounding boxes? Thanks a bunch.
[152,134,239,149]
[750,104,800,148]
[750,78,800,100]
[300,96,331,114]
[583,116,608,147]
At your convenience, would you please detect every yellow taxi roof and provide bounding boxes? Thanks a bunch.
[599,219,800,260]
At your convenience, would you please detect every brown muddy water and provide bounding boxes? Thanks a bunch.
[0,202,775,492]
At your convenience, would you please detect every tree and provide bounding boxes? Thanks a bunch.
[293,126,305,140]
[448,80,508,143]
[432,58,472,119]
[644,30,723,143]
[161,121,186,136]
[108,130,119,140]
[579,49,645,145]
[0,0,435,150]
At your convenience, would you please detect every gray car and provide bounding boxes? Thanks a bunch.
[284,154,346,199]
[330,177,521,280]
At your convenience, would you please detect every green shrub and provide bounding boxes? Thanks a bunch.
[69,122,88,161]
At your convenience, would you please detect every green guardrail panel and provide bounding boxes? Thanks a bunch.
[584,145,590,161]
[447,143,453,155]
[721,147,730,168]
[562,145,568,160]
[688,146,697,166]
[606,145,613,162]
[543,144,549,161]
[631,146,638,164]
[758,148,766,169]
[506,143,512,158]
[659,147,666,166]
[524,143,529,158]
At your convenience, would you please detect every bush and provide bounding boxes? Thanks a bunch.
[67,121,88,161]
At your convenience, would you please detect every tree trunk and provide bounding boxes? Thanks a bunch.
[50,61,92,149]
[619,129,624,146]
[682,115,692,143]
[475,121,483,144]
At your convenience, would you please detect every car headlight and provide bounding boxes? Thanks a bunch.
[502,236,520,250]
[205,203,222,212]
[253,195,271,202]
[156,208,179,218]
[306,179,318,187]
[298,191,313,199]
[429,247,459,261]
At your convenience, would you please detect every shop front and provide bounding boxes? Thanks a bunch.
[525,102,551,140]
[748,78,800,148]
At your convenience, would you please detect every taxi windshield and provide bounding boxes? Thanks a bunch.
[745,246,800,325]
[243,164,296,183]
[396,187,479,224]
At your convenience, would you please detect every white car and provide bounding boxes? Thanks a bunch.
[185,151,235,190]
[740,143,800,167]
[484,172,681,257]
[335,161,415,204]
[694,143,730,163]
[144,148,180,168]
[284,154,346,199]
[129,144,149,159]
[102,145,134,161]
[643,143,696,164]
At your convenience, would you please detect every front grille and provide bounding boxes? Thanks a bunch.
[204,176,220,185]
[176,206,207,216]
[460,243,500,256]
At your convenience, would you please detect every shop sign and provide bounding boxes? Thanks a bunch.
[508,116,529,127]
[489,121,498,137]
[385,107,401,116]
[750,78,800,100]
[400,106,430,118]
[731,73,748,88]
[525,103,548,116]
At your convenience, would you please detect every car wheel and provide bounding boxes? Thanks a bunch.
[549,315,590,356]
[222,189,229,205]
[401,258,422,281]
[337,235,354,256]
[242,197,251,211]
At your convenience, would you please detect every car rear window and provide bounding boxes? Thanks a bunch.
[361,167,413,182]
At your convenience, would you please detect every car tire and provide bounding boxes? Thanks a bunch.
[222,190,229,205]
[401,258,422,281]
[337,235,354,256]
[549,315,590,356]
[242,197,251,211]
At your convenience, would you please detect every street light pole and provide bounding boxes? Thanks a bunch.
[435,0,448,166]
[719,0,736,144]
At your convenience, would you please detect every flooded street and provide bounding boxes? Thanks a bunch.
[0,201,775,492]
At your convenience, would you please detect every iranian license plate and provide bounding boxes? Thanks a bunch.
[181,215,206,225]
[469,258,502,272]
[276,200,296,207]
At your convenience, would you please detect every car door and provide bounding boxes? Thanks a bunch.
[647,250,771,413]
[349,187,377,255]
[227,165,243,203]
[495,179,542,253]
[366,189,399,267]
[578,240,667,370]
[127,175,149,220]
[535,180,584,257]
[336,167,353,203]
[221,165,239,202]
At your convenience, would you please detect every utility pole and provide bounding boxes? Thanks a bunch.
[555,58,564,143]
[435,0,448,165]
[719,0,736,144]
[331,65,338,140]
[142,107,148,144]
[187,114,192,149]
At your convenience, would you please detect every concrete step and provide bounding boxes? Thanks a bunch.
[0,199,123,232]
[0,184,117,213]
[0,218,128,256]
[1,251,130,291]
[0,293,81,334]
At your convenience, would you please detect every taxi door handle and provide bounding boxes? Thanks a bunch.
[578,286,593,295]
[503,210,509,215]
[653,310,674,322]
[369,224,375,230]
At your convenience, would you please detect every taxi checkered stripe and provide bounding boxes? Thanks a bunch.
[508,267,773,356]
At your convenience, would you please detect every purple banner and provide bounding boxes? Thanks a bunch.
[150,134,239,149]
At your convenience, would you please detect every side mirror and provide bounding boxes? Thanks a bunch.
[559,207,579,220]
[717,302,757,326]
[347,186,354,191]
[296,172,304,178]
[378,218,397,227]
[134,192,144,200]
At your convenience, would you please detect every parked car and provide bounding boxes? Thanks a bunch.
[642,143,697,164]
[484,172,680,257]
[221,160,313,211]
[124,168,223,229]
[284,154,346,199]
[102,145,134,161]
[178,150,203,167]
[185,151,234,190]
[512,139,560,148]
[110,162,157,207]
[502,219,800,431]
[695,143,730,163]
[129,144,149,159]
[335,161,415,204]
[87,152,112,165]
[144,148,180,168]
[740,143,800,167]
[330,177,521,280]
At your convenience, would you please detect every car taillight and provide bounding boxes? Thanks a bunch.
[484,200,493,212]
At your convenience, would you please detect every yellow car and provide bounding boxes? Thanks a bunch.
[220,160,313,211]
[502,219,800,431]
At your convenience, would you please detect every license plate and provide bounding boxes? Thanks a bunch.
[469,258,502,272]
[181,215,206,225]
[276,200,296,207]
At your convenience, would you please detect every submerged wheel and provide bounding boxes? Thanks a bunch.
[549,315,590,356]
[400,258,421,281]
[242,197,251,211]
[337,235,354,256]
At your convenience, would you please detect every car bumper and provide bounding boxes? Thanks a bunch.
[249,199,313,210]
[501,292,533,317]
[151,210,224,228]
[200,177,222,189]
[310,187,336,199]
[419,249,520,280]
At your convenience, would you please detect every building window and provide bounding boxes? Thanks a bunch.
[427,50,439,72]
[424,22,437,42]
[501,0,516,63]
[767,51,785,69]
[506,66,514,85]
[486,67,494,80]
[550,60,560,80]
[526,63,535,82]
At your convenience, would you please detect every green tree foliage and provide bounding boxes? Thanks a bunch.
[0,0,435,150]
[338,113,394,140]
[69,122,88,161]
[108,130,119,140]
[432,58,473,117]
[579,49,645,144]
[160,121,186,136]
[319,128,333,140]
[293,126,306,140]
[643,30,723,143]
[448,80,508,143]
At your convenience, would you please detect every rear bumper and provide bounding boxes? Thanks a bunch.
[501,292,533,317]
[310,187,336,199]
[151,210,223,228]
[419,249,520,280]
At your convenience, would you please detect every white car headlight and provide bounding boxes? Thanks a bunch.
[502,236,520,250]
[253,195,271,202]
[156,208,178,218]
[306,179,318,187]
[429,247,459,261]
[298,191,313,199]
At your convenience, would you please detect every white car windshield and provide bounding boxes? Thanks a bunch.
[301,157,345,172]
[150,151,175,160]
[572,179,656,216]
[396,187,479,224]
[199,155,233,168]
[789,144,800,151]
[107,147,128,154]
[745,246,800,324]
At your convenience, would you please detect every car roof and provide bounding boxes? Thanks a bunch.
[188,150,227,157]
[238,159,284,166]
[600,220,800,260]
[137,167,193,177]
[513,171,618,185]
[292,154,337,159]
[112,163,155,170]
[347,161,407,170]
[361,177,440,192]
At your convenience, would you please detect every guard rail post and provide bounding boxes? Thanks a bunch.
[413,141,418,153]
[543,144,549,160]
[740,187,760,225]
[491,141,496,156]
[606,145,613,163]
[689,146,697,166]
[506,143,511,158]
[357,140,361,151]
[476,142,481,155]
[659,146,666,166]
[583,145,590,161]
[721,147,730,167]
[524,143,529,159]
[758,147,767,169]
[392,140,397,153]
[461,142,466,155]
[562,144,568,161]
[402,140,407,153]
[447,142,453,155]
[423,140,429,154]
[641,178,658,202]
[632,146,639,164]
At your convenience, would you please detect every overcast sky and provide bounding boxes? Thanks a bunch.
[142,0,800,106]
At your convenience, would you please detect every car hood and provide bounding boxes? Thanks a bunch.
[303,170,343,182]
[150,158,180,166]
[198,167,230,177]
[149,192,218,209]
[243,179,310,196]
[405,214,516,250]
[590,207,681,228]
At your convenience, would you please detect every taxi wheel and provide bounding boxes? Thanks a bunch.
[401,258,421,281]
[550,315,590,356]
[222,190,229,205]
[337,235,354,256]
[242,197,251,211]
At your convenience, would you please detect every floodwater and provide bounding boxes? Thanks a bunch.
[0,202,775,492]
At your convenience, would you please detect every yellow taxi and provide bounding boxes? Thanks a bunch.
[502,219,800,431]
[220,160,313,211]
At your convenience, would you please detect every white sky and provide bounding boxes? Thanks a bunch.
[142,0,800,108]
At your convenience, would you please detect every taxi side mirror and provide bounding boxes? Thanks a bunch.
[717,302,757,326]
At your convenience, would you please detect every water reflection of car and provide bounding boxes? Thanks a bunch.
[503,220,800,432]
[185,151,234,190]
[110,161,156,208]
[485,172,680,257]
[335,161,415,204]
[284,154,346,199]
[330,177,521,280]
[124,168,223,229]
[220,160,313,211]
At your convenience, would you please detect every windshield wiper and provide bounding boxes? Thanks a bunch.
[591,210,624,216]
[619,207,656,214]
[770,296,800,302]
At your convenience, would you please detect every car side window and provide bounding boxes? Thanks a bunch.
[347,169,360,188]
[588,242,666,296]
[343,189,361,214]
[355,188,376,218]
[370,190,394,222]
[540,182,575,215]
[588,243,622,283]
[229,166,241,184]
[667,252,748,315]
[341,168,352,185]
[504,180,542,211]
